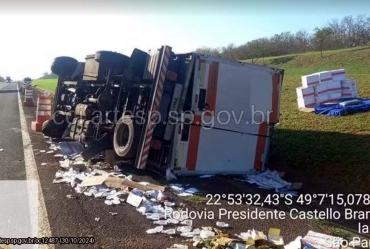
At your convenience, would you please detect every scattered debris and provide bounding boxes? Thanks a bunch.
[199,175,213,178]
[169,184,199,197]
[243,170,302,196]
[40,150,46,153]
[59,141,84,155]
[267,228,284,245]
[166,168,177,181]
[0,149,4,152]
[216,221,229,228]
[41,163,47,166]
[43,139,336,249]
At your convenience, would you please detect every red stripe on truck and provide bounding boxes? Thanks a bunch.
[205,61,219,116]
[254,122,268,171]
[186,115,202,171]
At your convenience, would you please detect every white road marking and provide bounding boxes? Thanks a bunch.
[17,85,54,249]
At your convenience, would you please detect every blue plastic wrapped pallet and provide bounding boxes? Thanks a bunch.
[314,98,370,116]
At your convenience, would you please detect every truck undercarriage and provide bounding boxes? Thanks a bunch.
[42,46,194,174]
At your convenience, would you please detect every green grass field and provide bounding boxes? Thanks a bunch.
[32,46,370,191]
[32,79,57,93]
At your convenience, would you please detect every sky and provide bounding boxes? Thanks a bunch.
[1,0,370,80]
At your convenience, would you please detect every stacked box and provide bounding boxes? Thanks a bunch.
[301,74,320,88]
[341,79,358,98]
[331,68,346,81]
[318,71,333,85]
[296,86,315,108]
[296,87,315,108]
[297,97,316,108]
[297,69,360,108]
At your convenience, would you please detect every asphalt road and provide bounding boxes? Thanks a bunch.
[0,83,345,249]
[0,83,26,180]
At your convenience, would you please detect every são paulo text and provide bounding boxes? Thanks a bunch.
[165,208,370,220]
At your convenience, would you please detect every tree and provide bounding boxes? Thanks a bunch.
[0,76,4,82]
[39,72,58,79]
[313,27,333,57]
[194,46,222,57]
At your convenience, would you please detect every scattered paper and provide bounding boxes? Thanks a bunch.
[41,163,47,166]
[80,176,108,187]
[0,149,4,152]
[184,188,199,194]
[268,228,284,245]
[126,193,142,207]
[199,175,213,178]
[216,221,229,227]
[166,168,177,181]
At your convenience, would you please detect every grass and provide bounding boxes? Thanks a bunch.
[32,79,57,93]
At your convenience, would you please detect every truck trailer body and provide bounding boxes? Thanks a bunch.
[42,45,284,176]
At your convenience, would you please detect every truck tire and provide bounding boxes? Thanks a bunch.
[94,51,129,68]
[51,56,79,77]
[113,115,141,158]
[42,117,68,139]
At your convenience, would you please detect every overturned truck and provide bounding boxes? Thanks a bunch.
[42,46,284,175]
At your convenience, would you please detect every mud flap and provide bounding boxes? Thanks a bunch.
[80,133,111,161]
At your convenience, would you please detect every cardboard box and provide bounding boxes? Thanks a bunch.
[331,69,346,81]
[302,74,320,87]
[327,80,342,92]
[316,93,329,104]
[341,79,357,92]
[297,96,316,108]
[319,71,333,84]
[301,230,342,249]
[314,83,328,95]
[296,86,315,99]
[328,92,342,101]
[342,91,357,98]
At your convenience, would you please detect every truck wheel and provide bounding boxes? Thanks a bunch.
[113,115,141,158]
[42,118,68,139]
[94,51,130,68]
[51,56,79,77]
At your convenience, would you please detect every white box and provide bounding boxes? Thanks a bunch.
[297,96,316,108]
[319,71,332,84]
[314,82,328,95]
[341,79,357,91]
[342,90,357,98]
[296,86,315,99]
[316,93,329,104]
[327,80,342,92]
[302,230,342,249]
[301,74,320,87]
[328,92,342,101]
[331,69,346,81]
